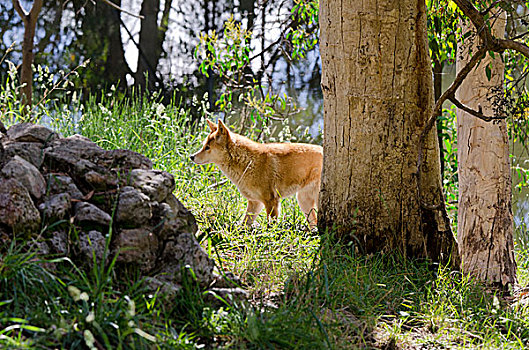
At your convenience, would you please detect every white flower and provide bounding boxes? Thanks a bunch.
[79,292,89,301]
[84,329,95,348]
[126,298,136,318]
[67,286,81,301]
[86,311,95,323]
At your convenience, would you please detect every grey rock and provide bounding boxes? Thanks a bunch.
[44,136,150,190]
[43,135,110,191]
[39,193,71,222]
[155,194,198,239]
[0,178,41,234]
[49,230,68,255]
[116,186,152,228]
[144,276,182,297]
[28,240,51,255]
[113,228,158,272]
[45,174,83,199]
[7,123,59,143]
[130,169,175,202]
[3,141,45,168]
[28,240,56,270]
[79,230,106,265]
[99,149,152,171]
[159,232,215,287]
[155,203,183,240]
[1,156,46,199]
[45,134,104,159]
[83,170,118,191]
[74,202,111,228]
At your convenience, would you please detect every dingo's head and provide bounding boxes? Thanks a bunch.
[190,119,231,165]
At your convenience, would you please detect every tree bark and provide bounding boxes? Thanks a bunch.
[433,58,445,177]
[318,0,457,264]
[102,0,130,90]
[12,0,43,112]
[456,11,517,287]
[135,0,172,91]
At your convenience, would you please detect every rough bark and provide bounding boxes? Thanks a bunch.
[12,0,43,111]
[456,11,517,287]
[318,0,457,263]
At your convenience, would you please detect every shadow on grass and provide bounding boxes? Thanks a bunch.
[258,231,529,349]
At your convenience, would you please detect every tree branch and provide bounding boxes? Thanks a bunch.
[453,0,529,58]
[498,38,529,58]
[29,0,43,23]
[12,0,28,21]
[480,0,502,16]
[99,0,144,19]
[420,45,487,151]
[452,0,497,48]
[448,96,504,122]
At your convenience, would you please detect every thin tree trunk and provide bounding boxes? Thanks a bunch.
[433,58,445,177]
[103,0,130,89]
[318,0,457,263]
[12,0,43,112]
[136,0,161,91]
[456,10,517,287]
[204,0,215,110]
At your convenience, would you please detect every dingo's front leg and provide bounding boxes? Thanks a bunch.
[243,200,264,226]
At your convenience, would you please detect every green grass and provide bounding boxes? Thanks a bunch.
[1,91,529,349]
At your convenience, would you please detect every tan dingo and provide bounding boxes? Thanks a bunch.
[191,119,323,227]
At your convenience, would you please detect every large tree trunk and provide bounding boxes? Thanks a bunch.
[318,0,457,263]
[456,11,517,287]
[13,0,43,112]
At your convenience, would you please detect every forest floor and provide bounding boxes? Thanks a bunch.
[1,93,529,349]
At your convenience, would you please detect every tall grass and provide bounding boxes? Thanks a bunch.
[1,90,528,348]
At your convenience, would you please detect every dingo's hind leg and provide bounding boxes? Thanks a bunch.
[297,182,319,228]
[243,200,264,226]
[264,198,281,222]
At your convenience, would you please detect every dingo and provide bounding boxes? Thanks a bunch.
[191,119,323,227]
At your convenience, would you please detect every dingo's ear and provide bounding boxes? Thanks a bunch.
[206,119,218,132]
[217,119,230,137]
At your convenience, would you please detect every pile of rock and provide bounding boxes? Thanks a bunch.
[0,122,241,296]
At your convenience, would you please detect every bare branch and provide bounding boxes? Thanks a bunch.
[421,46,487,151]
[417,44,487,186]
[453,0,497,47]
[498,38,529,58]
[480,0,502,16]
[453,0,529,59]
[511,30,529,41]
[99,0,144,19]
[448,96,504,122]
[12,0,28,20]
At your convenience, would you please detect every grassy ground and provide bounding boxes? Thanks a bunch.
[1,92,529,349]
